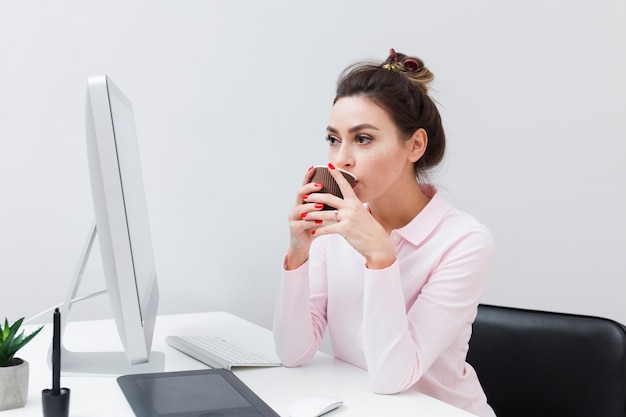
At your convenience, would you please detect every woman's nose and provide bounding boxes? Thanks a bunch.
[334,143,354,168]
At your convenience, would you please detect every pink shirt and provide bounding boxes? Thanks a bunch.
[273,188,496,417]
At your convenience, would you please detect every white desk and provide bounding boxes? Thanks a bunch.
[8,312,476,416]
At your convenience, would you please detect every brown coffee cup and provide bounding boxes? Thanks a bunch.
[310,166,357,210]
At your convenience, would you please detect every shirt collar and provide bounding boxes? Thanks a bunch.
[394,187,450,246]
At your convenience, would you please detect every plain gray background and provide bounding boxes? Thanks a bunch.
[1,1,625,336]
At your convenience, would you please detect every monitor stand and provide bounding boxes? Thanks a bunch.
[48,223,165,376]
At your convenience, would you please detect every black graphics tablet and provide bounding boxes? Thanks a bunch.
[117,368,280,417]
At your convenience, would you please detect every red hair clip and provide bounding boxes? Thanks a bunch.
[402,58,420,72]
[389,48,398,62]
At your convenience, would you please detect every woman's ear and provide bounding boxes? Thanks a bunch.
[407,128,428,163]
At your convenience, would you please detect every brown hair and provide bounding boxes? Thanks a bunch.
[334,49,445,179]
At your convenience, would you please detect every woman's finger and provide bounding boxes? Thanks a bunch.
[327,163,357,200]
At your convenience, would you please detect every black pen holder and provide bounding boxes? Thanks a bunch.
[42,388,70,417]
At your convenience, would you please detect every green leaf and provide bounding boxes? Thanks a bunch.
[1,318,10,342]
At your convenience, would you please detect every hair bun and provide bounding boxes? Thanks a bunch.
[382,48,433,90]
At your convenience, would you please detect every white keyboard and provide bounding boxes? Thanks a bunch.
[165,335,282,370]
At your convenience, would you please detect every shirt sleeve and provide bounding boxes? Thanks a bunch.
[362,224,495,394]
[273,240,329,367]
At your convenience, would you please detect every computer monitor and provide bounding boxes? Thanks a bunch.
[53,75,164,375]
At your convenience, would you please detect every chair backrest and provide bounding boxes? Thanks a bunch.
[467,304,626,417]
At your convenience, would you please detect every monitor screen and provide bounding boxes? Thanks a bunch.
[104,78,157,327]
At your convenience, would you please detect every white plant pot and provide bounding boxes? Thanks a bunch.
[0,358,29,411]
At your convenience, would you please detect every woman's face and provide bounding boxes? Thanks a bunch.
[326,96,419,204]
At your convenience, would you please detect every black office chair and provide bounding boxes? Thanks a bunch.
[467,304,626,417]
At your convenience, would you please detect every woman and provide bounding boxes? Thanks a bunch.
[273,49,495,417]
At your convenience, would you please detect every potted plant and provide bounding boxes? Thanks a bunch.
[0,317,43,411]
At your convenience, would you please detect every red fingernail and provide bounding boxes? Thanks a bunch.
[303,194,310,200]
[314,182,323,187]
[315,220,323,224]
[308,165,314,171]
[301,213,307,219]
[311,230,316,235]
[314,203,324,209]
[328,163,336,170]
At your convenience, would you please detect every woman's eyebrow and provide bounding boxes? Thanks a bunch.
[326,124,380,133]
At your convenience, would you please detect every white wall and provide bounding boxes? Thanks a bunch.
[1,1,625,332]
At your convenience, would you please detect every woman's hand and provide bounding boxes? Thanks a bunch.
[303,163,397,270]
[285,166,327,270]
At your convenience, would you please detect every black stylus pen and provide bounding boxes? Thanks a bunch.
[52,307,61,395]
[42,307,70,417]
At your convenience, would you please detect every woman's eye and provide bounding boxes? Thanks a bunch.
[356,134,372,144]
[325,135,340,144]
